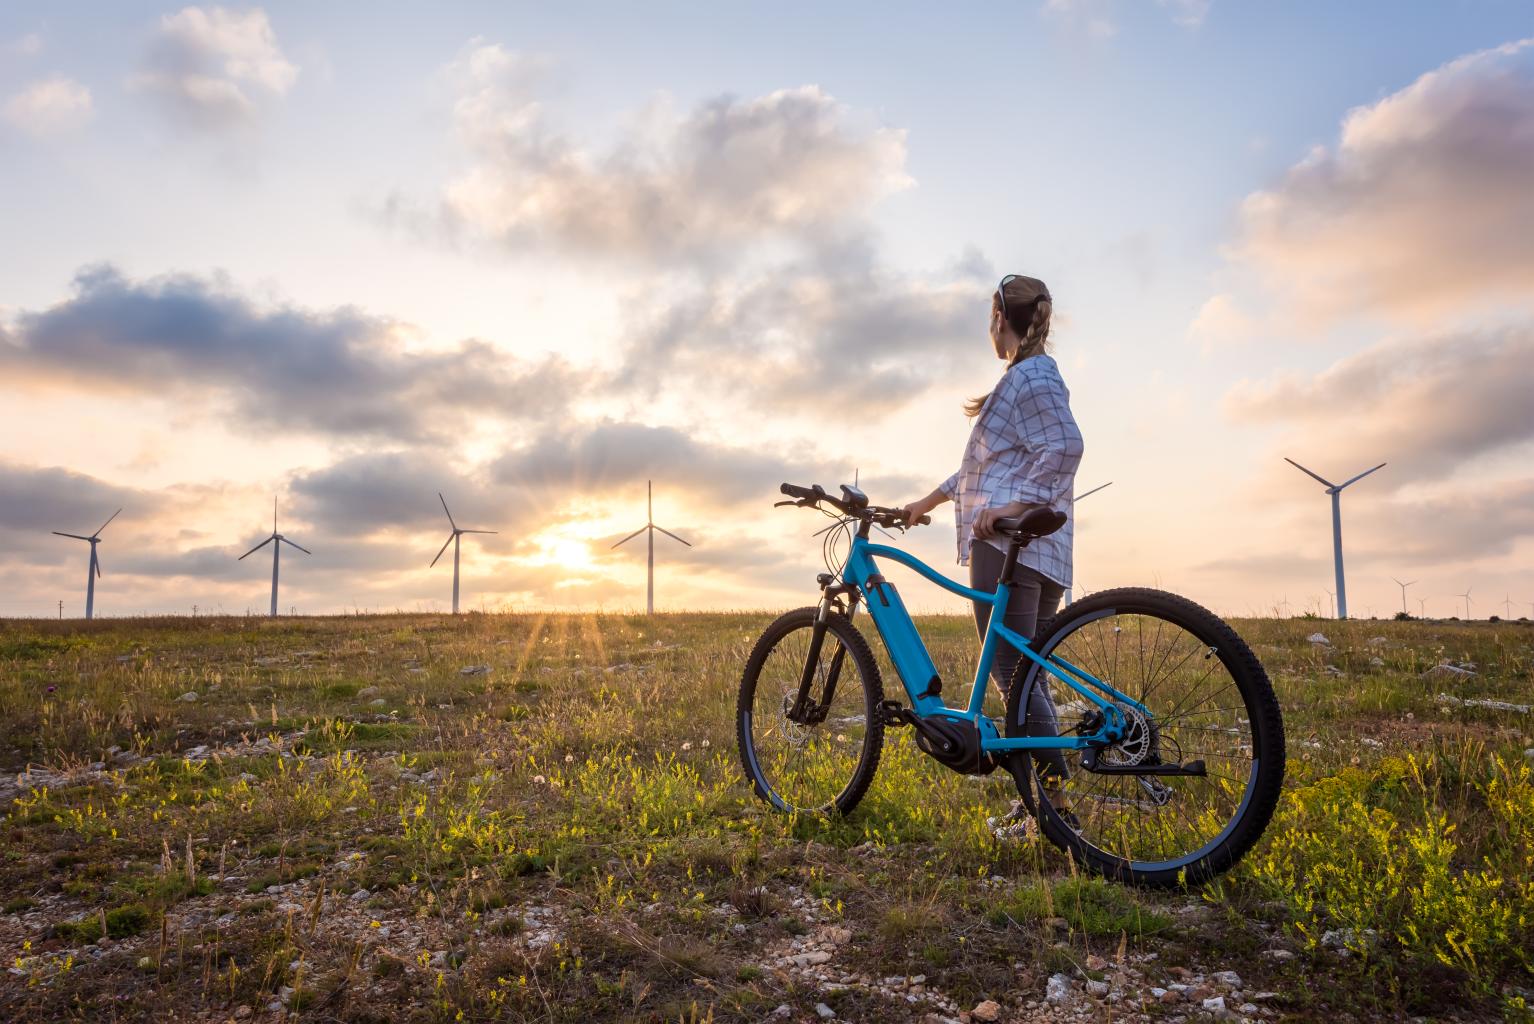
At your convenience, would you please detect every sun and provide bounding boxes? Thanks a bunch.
[527,533,594,570]
[548,537,593,568]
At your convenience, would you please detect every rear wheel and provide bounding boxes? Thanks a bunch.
[1006,587,1285,887]
[737,607,885,814]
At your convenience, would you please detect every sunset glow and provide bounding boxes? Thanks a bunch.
[2,5,1532,618]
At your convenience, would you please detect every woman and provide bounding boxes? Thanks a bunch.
[902,273,1084,822]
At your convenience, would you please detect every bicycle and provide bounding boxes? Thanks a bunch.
[735,482,1285,888]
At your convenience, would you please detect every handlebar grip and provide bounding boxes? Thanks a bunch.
[780,482,818,501]
[917,514,931,525]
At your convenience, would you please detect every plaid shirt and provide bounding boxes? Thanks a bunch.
[939,354,1083,587]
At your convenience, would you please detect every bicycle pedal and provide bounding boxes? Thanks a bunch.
[876,700,910,726]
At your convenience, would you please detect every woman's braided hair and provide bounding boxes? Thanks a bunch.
[963,275,1053,418]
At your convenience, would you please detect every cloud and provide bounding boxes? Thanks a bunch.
[616,232,994,411]
[1157,0,1211,29]
[3,76,94,135]
[0,462,151,535]
[293,420,903,532]
[7,32,44,56]
[131,5,298,128]
[1354,478,1534,564]
[0,265,581,444]
[290,451,509,536]
[1186,293,1256,350]
[490,420,857,502]
[1231,38,1534,325]
[418,40,912,264]
[1225,323,1534,485]
[1042,0,1116,38]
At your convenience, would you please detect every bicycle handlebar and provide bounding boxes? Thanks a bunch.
[777,482,931,527]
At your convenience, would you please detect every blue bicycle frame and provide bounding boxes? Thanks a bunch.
[841,534,1150,754]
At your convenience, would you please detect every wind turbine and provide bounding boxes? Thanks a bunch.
[611,480,690,614]
[1063,482,1112,606]
[1455,587,1473,620]
[1393,577,1417,616]
[1323,588,1336,619]
[1417,596,1428,618]
[238,499,310,618]
[1502,594,1515,619]
[1285,458,1386,620]
[52,508,120,620]
[430,493,496,615]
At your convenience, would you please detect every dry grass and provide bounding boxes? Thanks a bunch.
[1,611,1531,1021]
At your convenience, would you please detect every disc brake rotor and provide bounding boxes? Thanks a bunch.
[1100,701,1157,766]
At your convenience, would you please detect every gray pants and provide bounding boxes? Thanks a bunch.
[968,541,1070,780]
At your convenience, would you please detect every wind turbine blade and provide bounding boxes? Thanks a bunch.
[1337,462,1387,490]
[430,534,454,567]
[96,508,122,536]
[611,525,647,549]
[92,550,101,578]
[461,529,497,535]
[1074,482,1113,502]
[53,531,92,541]
[1283,458,1335,488]
[653,525,692,547]
[239,536,275,560]
[439,492,457,530]
[280,537,312,555]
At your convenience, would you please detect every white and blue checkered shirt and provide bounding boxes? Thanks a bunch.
[939,354,1084,587]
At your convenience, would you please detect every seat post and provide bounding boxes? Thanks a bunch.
[1000,536,1023,586]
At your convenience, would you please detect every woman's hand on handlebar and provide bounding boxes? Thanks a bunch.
[901,489,946,527]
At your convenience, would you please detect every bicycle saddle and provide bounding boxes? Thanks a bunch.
[994,507,1067,538]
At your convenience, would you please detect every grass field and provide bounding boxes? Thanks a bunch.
[1,609,1531,1023]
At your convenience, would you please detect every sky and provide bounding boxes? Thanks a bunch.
[2,2,1533,619]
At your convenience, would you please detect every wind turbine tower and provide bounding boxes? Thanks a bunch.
[612,480,691,614]
[431,493,497,614]
[52,508,120,620]
[1393,577,1417,616]
[1285,458,1386,620]
[238,499,311,618]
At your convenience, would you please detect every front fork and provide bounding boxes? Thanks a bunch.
[787,577,859,725]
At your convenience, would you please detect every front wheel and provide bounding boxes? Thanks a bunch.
[737,607,885,815]
[1006,587,1285,887]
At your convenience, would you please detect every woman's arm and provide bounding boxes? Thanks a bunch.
[901,481,953,526]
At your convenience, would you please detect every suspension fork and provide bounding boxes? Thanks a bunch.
[788,583,859,724]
